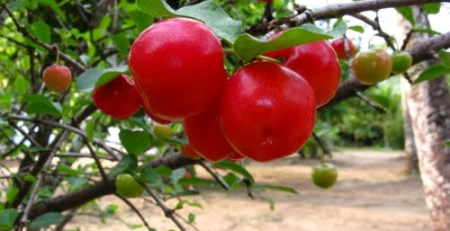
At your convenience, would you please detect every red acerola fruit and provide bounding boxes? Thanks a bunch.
[265,36,341,107]
[330,37,356,60]
[228,152,245,162]
[142,98,172,124]
[92,74,142,120]
[43,64,72,92]
[128,17,227,121]
[283,41,341,107]
[220,62,316,162]
[183,103,234,162]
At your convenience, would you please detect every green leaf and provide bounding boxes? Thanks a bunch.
[57,165,79,177]
[188,213,196,224]
[445,140,450,147]
[424,3,440,14]
[176,1,242,44]
[31,21,51,44]
[0,94,12,112]
[76,66,128,93]
[128,9,153,32]
[414,64,450,84]
[396,6,415,26]
[438,49,450,67]
[167,190,199,199]
[137,0,241,44]
[109,155,138,176]
[136,0,177,18]
[135,166,159,184]
[222,172,241,188]
[6,187,19,203]
[348,25,364,33]
[213,160,254,183]
[0,209,18,229]
[14,76,30,94]
[413,27,441,35]
[155,165,173,177]
[327,20,347,38]
[28,212,63,229]
[119,129,150,156]
[35,0,66,21]
[177,177,211,187]
[252,184,298,194]
[85,119,96,142]
[23,94,62,116]
[111,34,129,58]
[233,26,333,61]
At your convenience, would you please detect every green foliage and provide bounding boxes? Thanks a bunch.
[28,212,63,229]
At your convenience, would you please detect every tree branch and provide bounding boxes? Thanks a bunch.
[28,153,199,219]
[273,0,450,28]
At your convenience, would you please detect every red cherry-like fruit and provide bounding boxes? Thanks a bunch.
[43,64,72,92]
[142,100,172,124]
[92,74,142,120]
[330,38,356,60]
[265,37,341,107]
[183,103,234,162]
[128,17,227,121]
[220,62,316,162]
[228,152,245,162]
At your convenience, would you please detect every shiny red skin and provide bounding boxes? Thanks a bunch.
[220,62,316,162]
[228,152,245,162]
[330,38,356,60]
[284,41,341,107]
[183,103,234,162]
[43,64,72,92]
[128,18,227,121]
[142,97,172,124]
[92,74,142,120]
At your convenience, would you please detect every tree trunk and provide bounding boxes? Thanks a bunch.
[401,78,419,174]
[406,6,450,230]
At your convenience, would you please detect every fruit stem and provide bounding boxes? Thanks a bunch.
[52,44,61,64]
[257,55,283,64]
[223,48,235,55]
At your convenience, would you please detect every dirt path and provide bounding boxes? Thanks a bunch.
[67,150,430,231]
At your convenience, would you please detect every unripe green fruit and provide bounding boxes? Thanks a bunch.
[115,173,145,198]
[312,163,338,189]
[153,124,173,138]
[391,51,412,74]
[352,49,392,85]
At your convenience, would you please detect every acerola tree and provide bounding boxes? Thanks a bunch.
[0,0,449,231]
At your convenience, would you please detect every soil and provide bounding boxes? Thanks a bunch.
[66,150,430,231]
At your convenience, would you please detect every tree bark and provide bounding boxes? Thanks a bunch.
[401,80,419,173]
[406,6,450,231]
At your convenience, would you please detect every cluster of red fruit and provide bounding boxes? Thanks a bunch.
[101,17,345,163]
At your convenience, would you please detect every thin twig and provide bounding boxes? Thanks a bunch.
[140,183,187,231]
[84,139,108,180]
[8,121,39,146]
[355,91,387,113]
[350,13,396,50]
[2,3,86,72]
[116,195,153,231]
[198,161,229,190]
[312,132,331,156]
[17,130,68,231]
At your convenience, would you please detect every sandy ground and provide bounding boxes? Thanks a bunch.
[66,150,430,231]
